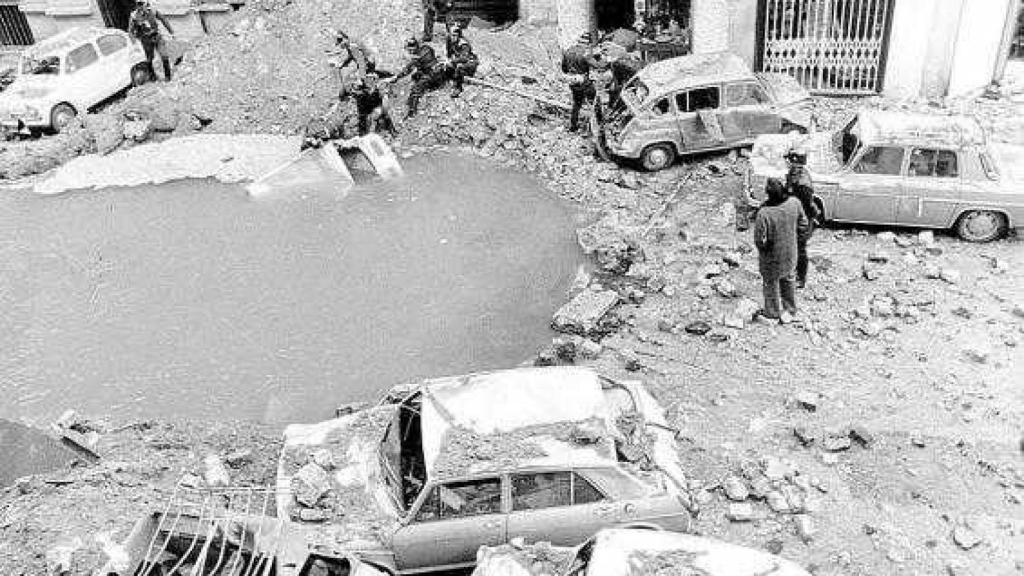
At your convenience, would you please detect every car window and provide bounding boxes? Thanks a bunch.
[908,148,958,178]
[725,82,769,107]
[680,86,720,112]
[512,472,606,511]
[96,34,127,56]
[414,478,502,522]
[66,43,99,73]
[650,98,671,116]
[853,146,904,175]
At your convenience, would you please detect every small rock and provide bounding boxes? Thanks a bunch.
[766,490,791,513]
[919,230,935,246]
[794,391,819,412]
[862,263,883,281]
[763,457,789,481]
[224,449,254,468]
[877,231,896,243]
[684,320,712,335]
[722,252,742,267]
[911,436,926,448]
[867,251,890,263]
[940,268,961,284]
[796,515,817,542]
[203,454,230,488]
[713,278,738,298]
[952,525,982,550]
[578,339,603,359]
[726,502,757,522]
[298,508,329,522]
[722,476,749,501]
[963,345,991,364]
[291,462,332,507]
[895,235,914,248]
[822,432,852,452]
[764,539,784,554]
[849,426,875,448]
[657,318,676,333]
[748,475,772,499]
[695,285,713,299]
[793,426,817,446]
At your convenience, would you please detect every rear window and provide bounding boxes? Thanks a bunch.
[511,471,605,511]
[854,146,904,175]
[908,148,959,178]
[66,43,99,73]
[96,34,127,56]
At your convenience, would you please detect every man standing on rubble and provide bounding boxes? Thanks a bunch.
[353,73,398,137]
[422,0,455,42]
[784,150,817,288]
[561,33,605,133]
[330,30,387,99]
[446,27,478,98]
[128,0,175,82]
[754,178,810,323]
[391,37,446,118]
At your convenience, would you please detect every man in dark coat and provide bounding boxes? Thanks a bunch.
[128,0,175,81]
[352,73,397,137]
[445,27,478,98]
[754,178,810,322]
[393,37,446,118]
[422,0,454,42]
[785,149,817,288]
[561,33,605,132]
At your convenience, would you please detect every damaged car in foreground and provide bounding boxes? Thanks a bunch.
[746,109,1024,242]
[593,52,812,171]
[275,366,691,574]
[472,528,813,576]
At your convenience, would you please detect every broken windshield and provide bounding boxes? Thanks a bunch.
[20,55,60,76]
[837,115,861,165]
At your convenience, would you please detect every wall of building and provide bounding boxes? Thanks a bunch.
[691,0,729,53]
[947,0,1014,96]
[883,0,962,98]
[556,0,592,48]
[519,0,559,25]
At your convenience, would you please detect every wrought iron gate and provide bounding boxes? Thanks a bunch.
[758,0,894,95]
[0,4,34,47]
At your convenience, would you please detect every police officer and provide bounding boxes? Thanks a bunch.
[393,37,446,118]
[446,27,478,98]
[422,0,454,42]
[784,149,817,289]
[128,0,175,81]
[352,73,397,137]
[561,33,605,132]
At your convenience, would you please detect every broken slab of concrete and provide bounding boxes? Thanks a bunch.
[552,289,619,336]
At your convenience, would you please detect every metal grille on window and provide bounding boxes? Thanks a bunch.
[0,4,34,47]
[760,0,894,95]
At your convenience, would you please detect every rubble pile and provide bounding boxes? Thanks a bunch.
[475,540,574,576]
[717,457,824,538]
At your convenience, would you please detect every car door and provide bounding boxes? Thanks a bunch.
[391,476,507,572]
[506,470,611,546]
[897,147,961,227]
[95,33,132,94]
[833,144,905,224]
[674,85,726,151]
[723,81,778,142]
[638,95,679,150]
[64,42,104,110]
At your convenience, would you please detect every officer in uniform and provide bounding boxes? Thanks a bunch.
[392,37,446,118]
[561,33,605,132]
[128,0,175,81]
[784,149,817,288]
[352,73,397,137]
[445,27,478,98]
[422,0,455,42]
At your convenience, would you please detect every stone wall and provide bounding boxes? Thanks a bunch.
[556,0,592,48]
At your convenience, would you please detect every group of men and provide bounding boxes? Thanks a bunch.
[560,32,643,133]
[753,151,817,323]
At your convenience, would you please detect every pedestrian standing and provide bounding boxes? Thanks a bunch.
[785,150,817,288]
[445,27,478,98]
[754,178,810,323]
[422,0,454,42]
[561,33,604,133]
[128,0,175,82]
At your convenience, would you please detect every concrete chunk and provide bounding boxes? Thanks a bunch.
[552,289,619,335]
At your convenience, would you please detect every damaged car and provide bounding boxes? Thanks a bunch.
[472,527,813,576]
[746,109,1024,242]
[593,52,812,171]
[275,366,691,574]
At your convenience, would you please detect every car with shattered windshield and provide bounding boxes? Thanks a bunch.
[275,366,691,574]
[593,52,812,171]
[746,109,1024,242]
[0,27,150,134]
[472,528,812,576]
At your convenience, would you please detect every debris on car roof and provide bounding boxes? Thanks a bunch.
[855,109,987,148]
[638,52,751,95]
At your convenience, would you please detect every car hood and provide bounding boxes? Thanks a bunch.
[1,74,59,103]
[275,405,402,550]
[749,131,844,182]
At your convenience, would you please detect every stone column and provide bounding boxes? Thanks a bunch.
[556,0,594,49]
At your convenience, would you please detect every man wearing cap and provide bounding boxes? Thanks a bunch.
[128,0,175,81]
[392,37,445,118]
[561,33,605,132]
[784,149,817,288]
[445,27,478,98]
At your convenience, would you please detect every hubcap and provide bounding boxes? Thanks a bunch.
[965,211,998,239]
[54,111,74,131]
[647,148,669,168]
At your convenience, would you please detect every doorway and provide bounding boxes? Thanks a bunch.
[596,0,636,31]
[96,0,135,31]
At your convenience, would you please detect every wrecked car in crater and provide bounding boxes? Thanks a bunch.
[275,366,692,574]
[593,52,812,171]
[472,528,813,576]
[746,109,1024,242]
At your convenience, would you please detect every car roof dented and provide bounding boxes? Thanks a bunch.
[638,52,752,97]
[856,109,987,148]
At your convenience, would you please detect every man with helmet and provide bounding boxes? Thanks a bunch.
[445,26,478,98]
[392,37,446,118]
[561,32,606,132]
[128,0,175,81]
[328,30,385,100]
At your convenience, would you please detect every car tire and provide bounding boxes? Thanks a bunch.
[50,103,77,133]
[131,64,152,87]
[640,143,676,172]
[955,210,1007,243]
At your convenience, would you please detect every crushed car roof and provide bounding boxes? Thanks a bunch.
[588,529,812,576]
[418,366,621,479]
[856,109,986,148]
[25,27,115,59]
[638,52,752,96]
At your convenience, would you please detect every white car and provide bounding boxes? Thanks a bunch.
[0,26,150,133]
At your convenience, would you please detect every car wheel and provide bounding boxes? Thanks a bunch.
[640,143,676,172]
[131,64,152,87]
[50,103,77,133]
[955,210,1007,243]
